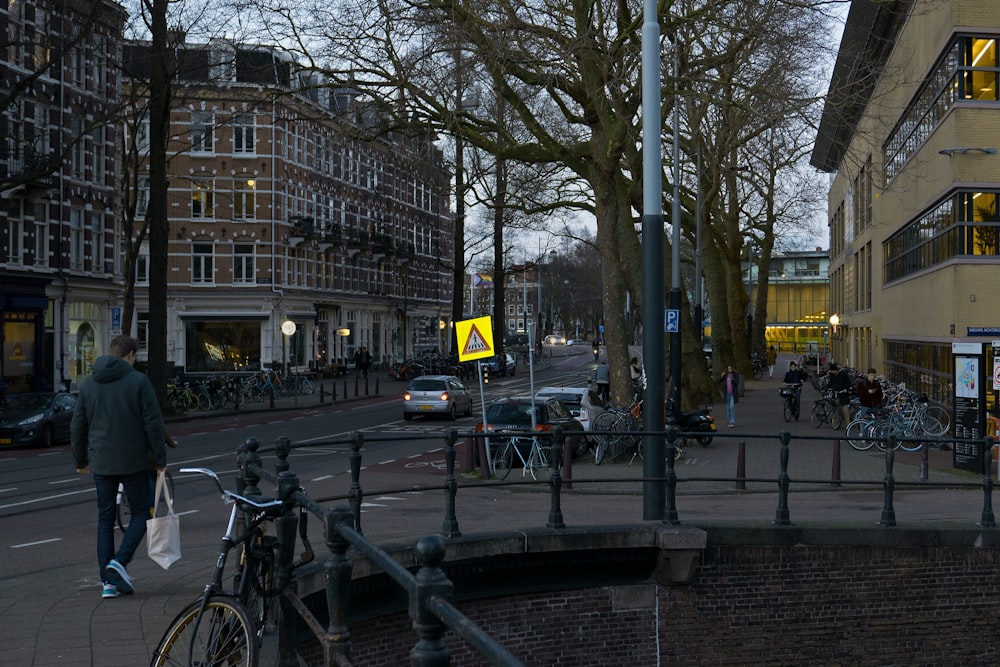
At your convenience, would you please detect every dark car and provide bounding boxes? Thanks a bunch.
[481,352,517,377]
[476,395,586,455]
[0,392,77,449]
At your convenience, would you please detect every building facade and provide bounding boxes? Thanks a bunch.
[756,249,831,356]
[122,40,454,377]
[813,0,1000,412]
[1,0,126,393]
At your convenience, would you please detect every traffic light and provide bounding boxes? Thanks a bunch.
[481,364,490,384]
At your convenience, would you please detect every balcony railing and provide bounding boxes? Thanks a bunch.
[0,148,57,188]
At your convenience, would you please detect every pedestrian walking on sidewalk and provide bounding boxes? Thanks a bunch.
[767,345,777,378]
[72,335,166,599]
[594,360,610,405]
[720,365,739,427]
[827,363,854,428]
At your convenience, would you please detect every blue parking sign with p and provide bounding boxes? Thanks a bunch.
[665,308,679,333]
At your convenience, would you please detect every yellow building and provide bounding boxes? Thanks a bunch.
[813,0,1000,417]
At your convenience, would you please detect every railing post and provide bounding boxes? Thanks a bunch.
[664,427,680,525]
[774,431,791,525]
[561,430,573,489]
[981,437,996,528]
[235,438,252,496]
[242,437,263,500]
[410,536,453,667]
[735,440,746,490]
[831,438,841,487]
[547,429,565,529]
[880,435,897,526]
[274,436,292,476]
[325,506,354,666]
[275,471,300,667]
[349,432,364,534]
[441,430,461,538]
[919,440,929,482]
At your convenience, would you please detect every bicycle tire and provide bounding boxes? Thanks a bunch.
[298,377,315,395]
[526,442,550,482]
[920,405,950,436]
[783,397,794,423]
[830,405,845,431]
[150,595,257,667]
[492,441,513,480]
[810,401,828,428]
[236,537,277,644]
[846,419,875,451]
[197,391,213,412]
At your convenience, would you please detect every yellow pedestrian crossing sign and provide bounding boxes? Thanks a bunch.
[456,316,494,362]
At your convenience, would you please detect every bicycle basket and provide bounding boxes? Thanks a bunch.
[778,387,795,398]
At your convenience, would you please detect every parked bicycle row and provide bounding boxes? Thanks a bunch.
[165,368,316,414]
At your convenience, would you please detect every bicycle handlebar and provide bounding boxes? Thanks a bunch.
[180,467,286,511]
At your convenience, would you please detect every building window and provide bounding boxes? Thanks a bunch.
[233,113,255,153]
[233,243,255,284]
[884,190,1000,283]
[191,178,215,219]
[69,208,84,270]
[92,214,104,272]
[136,241,150,285]
[136,176,150,219]
[71,116,85,177]
[137,312,149,351]
[33,216,48,268]
[884,36,1000,182]
[92,125,106,184]
[190,110,214,153]
[233,178,256,219]
[6,217,24,265]
[192,242,215,284]
[132,114,150,153]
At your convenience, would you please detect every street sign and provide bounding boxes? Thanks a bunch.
[111,306,122,335]
[664,308,679,333]
[456,316,494,362]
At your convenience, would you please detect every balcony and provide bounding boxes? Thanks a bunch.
[395,241,414,265]
[345,229,369,258]
[372,233,395,260]
[288,216,315,247]
[318,225,342,251]
[1,149,57,197]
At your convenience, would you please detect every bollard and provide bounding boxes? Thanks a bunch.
[919,441,929,482]
[354,377,359,398]
[442,430,461,537]
[831,438,841,487]
[735,440,746,490]
[375,377,380,396]
[461,436,476,473]
[331,381,337,401]
[365,376,369,396]
[268,387,275,409]
[319,382,325,404]
[342,379,348,401]
[477,434,492,480]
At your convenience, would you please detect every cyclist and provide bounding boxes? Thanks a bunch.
[782,361,808,420]
[856,367,884,418]
[826,363,853,428]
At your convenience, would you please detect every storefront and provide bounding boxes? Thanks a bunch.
[1,277,51,394]
[181,315,266,373]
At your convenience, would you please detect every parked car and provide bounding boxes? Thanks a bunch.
[542,334,566,346]
[565,339,583,346]
[534,386,606,437]
[476,395,586,455]
[481,352,517,377]
[0,392,77,449]
[403,375,474,421]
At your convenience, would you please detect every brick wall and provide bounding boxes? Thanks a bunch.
[301,541,1000,666]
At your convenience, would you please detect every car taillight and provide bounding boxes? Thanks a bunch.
[534,424,553,432]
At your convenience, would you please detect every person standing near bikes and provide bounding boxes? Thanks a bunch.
[857,367,884,418]
[782,361,808,420]
[826,363,854,428]
[72,335,166,599]
[594,360,610,406]
[720,365,739,427]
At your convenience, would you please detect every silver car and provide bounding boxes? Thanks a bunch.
[403,375,474,421]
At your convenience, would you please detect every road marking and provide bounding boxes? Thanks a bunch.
[378,459,396,465]
[0,487,94,510]
[311,474,335,482]
[0,487,16,493]
[360,502,387,507]
[373,496,407,501]
[12,538,63,548]
[37,451,63,457]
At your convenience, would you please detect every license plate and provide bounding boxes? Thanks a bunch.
[709,424,717,431]
[0,438,11,445]
[417,405,434,411]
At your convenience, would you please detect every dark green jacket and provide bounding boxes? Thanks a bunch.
[71,355,166,475]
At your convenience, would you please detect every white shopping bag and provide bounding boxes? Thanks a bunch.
[146,469,181,569]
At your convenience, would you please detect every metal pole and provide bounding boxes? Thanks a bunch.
[694,147,703,342]
[641,0,666,519]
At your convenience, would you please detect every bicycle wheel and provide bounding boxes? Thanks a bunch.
[491,440,513,480]
[592,411,620,464]
[920,405,949,436]
[810,401,828,428]
[846,419,875,451]
[237,537,277,644]
[150,595,257,667]
[298,377,315,395]
[830,405,845,431]
[116,486,131,533]
[197,391,213,411]
[783,397,794,423]
[525,442,550,482]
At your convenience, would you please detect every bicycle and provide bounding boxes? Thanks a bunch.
[151,467,313,667]
[779,383,802,422]
[810,390,851,430]
[490,433,551,481]
[117,469,174,533]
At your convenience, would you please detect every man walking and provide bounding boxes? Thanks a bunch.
[826,363,854,429]
[72,335,166,599]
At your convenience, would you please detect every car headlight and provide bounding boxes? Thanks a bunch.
[18,413,44,426]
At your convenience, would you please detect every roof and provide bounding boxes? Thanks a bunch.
[810,0,913,172]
